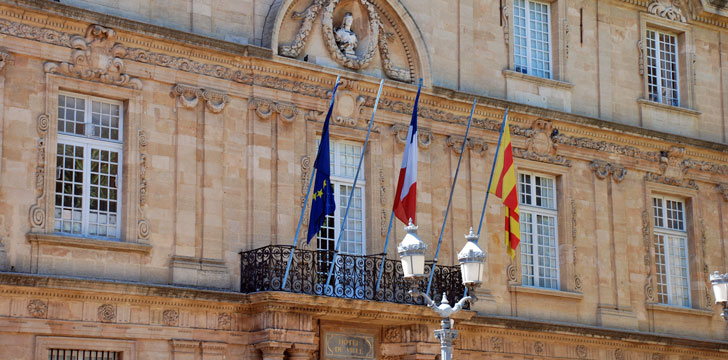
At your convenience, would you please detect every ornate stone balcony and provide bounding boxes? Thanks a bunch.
[239,245,466,307]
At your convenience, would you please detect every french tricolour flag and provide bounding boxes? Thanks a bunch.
[393,80,422,225]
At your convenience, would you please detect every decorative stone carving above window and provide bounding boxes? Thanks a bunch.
[250,97,299,122]
[445,135,487,155]
[590,160,627,182]
[174,85,230,113]
[659,146,688,180]
[391,124,434,148]
[44,25,142,90]
[512,119,570,166]
[201,89,230,114]
[644,172,698,190]
[647,0,687,23]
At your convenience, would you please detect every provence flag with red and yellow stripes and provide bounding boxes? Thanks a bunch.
[488,113,520,258]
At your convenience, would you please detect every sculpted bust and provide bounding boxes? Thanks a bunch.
[334,12,358,57]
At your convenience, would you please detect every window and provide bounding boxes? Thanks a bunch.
[646,29,680,106]
[317,140,365,255]
[54,93,123,239]
[49,349,121,360]
[652,196,690,307]
[518,172,559,289]
[513,0,552,79]
[316,140,366,279]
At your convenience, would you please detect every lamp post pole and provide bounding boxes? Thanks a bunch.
[398,225,486,360]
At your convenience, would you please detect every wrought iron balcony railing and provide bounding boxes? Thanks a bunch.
[240,245,466,307]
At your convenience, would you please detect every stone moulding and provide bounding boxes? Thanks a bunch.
[173,84,230,113]
[138,129,150,242]
[29,114,49,232]
[642,210,655,303]
[445,135,488,155]
[512,147,572,167]
[390,123,434,148]
[644,171,699,190]
[44,24,142,90]
[647,0,687,23]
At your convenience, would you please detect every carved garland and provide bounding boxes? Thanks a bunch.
[280,0,326,58]
[250,97,299,122]
[445,135,488,156]
[391,124,434,149]
[590,160,627,182]
[174,84,230,113]
[29,114,49,232]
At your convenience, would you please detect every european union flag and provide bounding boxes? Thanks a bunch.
[307,82,340,243]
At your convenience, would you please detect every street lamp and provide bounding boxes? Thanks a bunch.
[710,271,728,320]
[397,224,486,360]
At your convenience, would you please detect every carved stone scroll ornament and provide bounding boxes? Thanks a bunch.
[502,0,510,49]
[250,97,299,122]
[321,0,380,70]
[44,25,142,89]
[173,84,203,109]
[445,135,488,156]
[717,184,728,201]
[512,147,572,167]
[0,49,10,72]
[201,89,230,114]
[590,160,627,182]
[659,146,687,180]
[647,0,687,23]
[644,172,698,190]
[391,124,434,148]
[638,40,645,76]
[576,345,588,359]
[642,210,656,302]
[506,263,517,282]
[217,312,232,329]
[138,129,151,241]
[29,114,49,231]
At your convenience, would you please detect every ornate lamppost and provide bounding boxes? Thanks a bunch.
[397,221,486,360]
[710,271,728,321]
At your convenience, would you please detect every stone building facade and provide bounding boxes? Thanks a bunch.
[1,0,728,358]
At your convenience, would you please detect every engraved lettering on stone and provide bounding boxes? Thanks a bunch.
[44,25,142,89]
[98,304,116,322]
[27,299,48,318]
[162,309,179,326]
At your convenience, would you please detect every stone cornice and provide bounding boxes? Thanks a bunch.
[1,272,728,353]
[0,0,727,167]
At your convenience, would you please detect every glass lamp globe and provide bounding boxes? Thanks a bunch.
[457,228,486,287]
[397,219,427,279]
[711,271,728,304]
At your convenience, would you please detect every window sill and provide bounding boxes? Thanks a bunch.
[508,285,583,300]
[645,303,714,317]
[27,233,151,254]
[502,69,574,90]
[637,99,701,117]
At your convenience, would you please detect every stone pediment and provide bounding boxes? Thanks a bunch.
[264,0,430,84]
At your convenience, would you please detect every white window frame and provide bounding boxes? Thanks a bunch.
[652,195,691,307]
[646,28,680,107]
[518,171,559,289]
[315,139,366,256]
[513,0,553,79]
[55,92,124,240]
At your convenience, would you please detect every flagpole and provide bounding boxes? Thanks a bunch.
[375,210,395,291]
[324,79,385,293]
[475,108,509,241]
[282,75,341,290]
[426,99,477,296]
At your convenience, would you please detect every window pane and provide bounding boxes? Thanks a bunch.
[646,30,679,106]
[54,143,84,234]
[91,100,122,141]
[667,236,690,306]
[57,95,86,136]
[338,184,364,255]
[88,148,120,238]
